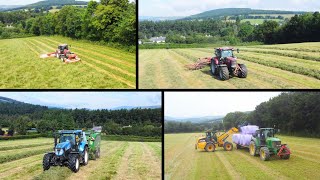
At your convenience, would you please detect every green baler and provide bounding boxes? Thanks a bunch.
[85,127,101,160]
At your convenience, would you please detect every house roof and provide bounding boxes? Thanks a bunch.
[150,36,166,41]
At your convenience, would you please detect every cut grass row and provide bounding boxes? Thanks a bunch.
[165,133,320,180]
[25,38,135,88]
[0,138,51,147]
[0,142,52,151]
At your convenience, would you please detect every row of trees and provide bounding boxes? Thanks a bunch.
[139,12,320,44]
[0,101,162,137]
[164,120,223,134]
[223,92,320,137]
[0,0,136,47]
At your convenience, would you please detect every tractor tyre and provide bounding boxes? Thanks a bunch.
[82,147,89,166]
[236,144,242,149]
[238,64,248,78]
[43,153,52,171]
[96,147,100,159]
[205,143,215,152]
[223,142,233,151]
[219,66,229,81]
[210,60,218,76]
[260,147,270,161]
[249,141,258,156]
[68,154,80,173]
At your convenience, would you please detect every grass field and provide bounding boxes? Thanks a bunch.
[0,138,161,180]
[165,133,320,180]
[139,42,320,89]
[0,36,136,88]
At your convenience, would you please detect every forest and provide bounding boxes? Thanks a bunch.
[0,101,162,137]
[139,12,320,45]
[165,92,320,137]
[0,0,136,50]
[223,92,320,137]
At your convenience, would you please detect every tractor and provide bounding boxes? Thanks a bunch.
[85,127,101,160]
[210,47,248,80]
[42,130,89,173]
[195,127,239,152]
[55,44,80,62]
[249,128,291,161]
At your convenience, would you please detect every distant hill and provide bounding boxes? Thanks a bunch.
[183,8,307,20]
[139,16,184,22]
[112,105,162,110]
[165,115,224,123]
[2,0,88,12]
[0,5,23,11]
[0,96,23,104]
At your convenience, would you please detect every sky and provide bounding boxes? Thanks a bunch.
[165,92,282,118]
[139,0,320,17]
[0,92,161,109]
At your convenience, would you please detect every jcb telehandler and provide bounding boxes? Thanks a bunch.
[195,127,239,152]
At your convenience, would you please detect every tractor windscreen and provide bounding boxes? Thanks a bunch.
[59,134,75,145]
[221,50,233,58]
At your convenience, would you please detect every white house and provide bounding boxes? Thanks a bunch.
[149,36,166,43]
[138,39,142,44]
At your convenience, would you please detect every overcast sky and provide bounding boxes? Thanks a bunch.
[0,92,161,109]
[139,0,319,17]
[165,92,282,118]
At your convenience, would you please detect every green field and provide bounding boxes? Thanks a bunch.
[165,133,320,180]
[0,138,161,179]
[0,36,136,88]
[139,42,320,89]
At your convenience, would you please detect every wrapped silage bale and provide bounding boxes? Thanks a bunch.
[240,125,259,134]
[232,134,240,144]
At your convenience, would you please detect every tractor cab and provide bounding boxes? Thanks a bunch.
[58,44,69,51]
[54,130,87,156]
[214,47,239,58]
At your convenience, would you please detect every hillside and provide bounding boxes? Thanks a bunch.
[165,115,224,123]
[2,0,88,12]
[183,8,307,20]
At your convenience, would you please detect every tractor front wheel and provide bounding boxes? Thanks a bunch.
[205,143,215,152]
[223,142,233,151]
[260,147,270,161]
[238,64,248,78]
[42,153,52,171]
[68,154,80,173]
[249,141,257,156]
[219,66,229,81]
[210,60,218,76]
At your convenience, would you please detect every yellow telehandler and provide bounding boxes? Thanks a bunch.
[195,127,239,152]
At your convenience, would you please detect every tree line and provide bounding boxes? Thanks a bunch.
[0,102,162,137]
[139,12,320,45]
[223,92,320,137]
[0,0,136,49]
[164,120,223,134]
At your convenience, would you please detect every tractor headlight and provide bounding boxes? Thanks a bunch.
[55,148,64,156]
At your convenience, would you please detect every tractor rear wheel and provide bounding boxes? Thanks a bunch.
[238,64,248,78]
[219,66,229,81]
[223,142,233,151]
[82,147,89,166]
[260,147,270,161]
[68,154,80,173]
[205,143,215,152]
[43,153,52,171]
[96,147,100,158]
[249,141,257,156]
[210,60,218,76]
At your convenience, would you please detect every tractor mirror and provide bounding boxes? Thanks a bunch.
[237,49,240,53]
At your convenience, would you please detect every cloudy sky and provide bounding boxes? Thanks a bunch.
[165,92,282,118]
[139,0,319,17]
[0,92,161,109]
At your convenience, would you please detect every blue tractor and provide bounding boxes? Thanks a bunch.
[42,130,89,172]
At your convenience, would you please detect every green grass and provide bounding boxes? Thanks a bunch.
[102,135,162,142]
[0,139,161,179]
[0,36,136,88]
[165,133,320,180]
[139,42,320,89]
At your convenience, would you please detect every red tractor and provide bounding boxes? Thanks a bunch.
[40,44,80,63]
[210,47,247,80]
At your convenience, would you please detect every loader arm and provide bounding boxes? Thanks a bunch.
[216,127,239,146]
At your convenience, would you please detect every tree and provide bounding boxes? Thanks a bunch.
[16,116,30,135]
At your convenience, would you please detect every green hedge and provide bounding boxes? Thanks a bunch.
[0,134,45,140]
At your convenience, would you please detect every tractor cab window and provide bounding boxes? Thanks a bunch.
[221,50,233,58]
[59,134,75,145]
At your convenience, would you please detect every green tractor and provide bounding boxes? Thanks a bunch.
[85,126,101,160]
[249,128,291,161]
